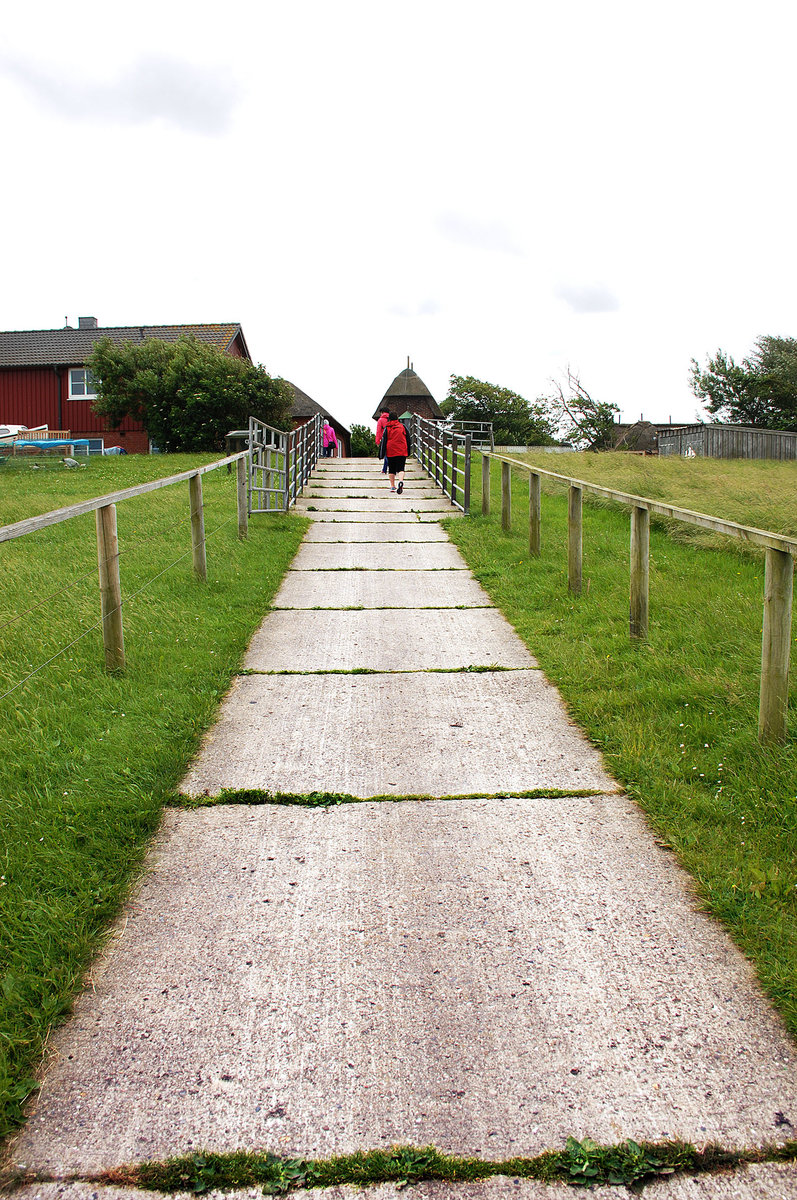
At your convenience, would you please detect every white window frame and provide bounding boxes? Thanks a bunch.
[68,368,99,400]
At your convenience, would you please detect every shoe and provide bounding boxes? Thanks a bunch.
[397,481,404,494]
[390,486,396,492]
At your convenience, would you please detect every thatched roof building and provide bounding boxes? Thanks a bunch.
[372,364,443,422]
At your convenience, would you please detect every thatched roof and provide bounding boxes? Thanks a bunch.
[287,382,350,434]
[610,421,662,453]
[372,367,443,420]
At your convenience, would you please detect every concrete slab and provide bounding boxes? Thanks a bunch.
[289,542,469,570]
[306,488,444,500]
[271,570,492,609]
[643,1163,797,1197]
[179,671,613,796]
[295,499,457,513]
[0,1183,612,1200]
[8,1165,797,1198]
[243,609,538,672]
[11,799,797,1177]
[301,512,457,523]
[303,523,450,542]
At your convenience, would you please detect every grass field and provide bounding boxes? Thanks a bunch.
[0,454,308,1137]
[506,449,797,544]
[446,451,797,1040]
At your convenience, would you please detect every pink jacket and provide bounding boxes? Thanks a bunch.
[323,424,338,448]
[375,413,389,448]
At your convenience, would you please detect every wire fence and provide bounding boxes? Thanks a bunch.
[481,450,796,745]
[0,452,250,692]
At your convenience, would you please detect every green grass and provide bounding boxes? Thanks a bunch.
[511,449,797,546]
[74,1138,797,1194]
[172,786,603,808]
[0,454,308,1137]
[448,452,797,1037]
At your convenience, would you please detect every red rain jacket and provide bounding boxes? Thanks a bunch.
[384,420,409,457]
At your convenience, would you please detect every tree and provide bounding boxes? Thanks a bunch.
[350,422,378,457]
[544,369,619,450]
[89,336,292,452]
[442,375,556,445]
[690,336,797,430]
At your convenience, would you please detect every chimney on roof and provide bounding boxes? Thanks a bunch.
[78,316,98,329]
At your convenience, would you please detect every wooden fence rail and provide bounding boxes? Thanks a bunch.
[0,450,250,674]
[482,451,796,745]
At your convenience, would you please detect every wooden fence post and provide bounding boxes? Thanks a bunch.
[758,547,793,744]
[189,473,207,581]
[237,456,248,539]
[501,461,511,532]
[630,504,650,639]
[482,453,491,515]
[96,503,125,673]
[568,485,582,594]
[529,471,541,557]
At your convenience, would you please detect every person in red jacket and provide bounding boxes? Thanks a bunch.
[384,411,409,494]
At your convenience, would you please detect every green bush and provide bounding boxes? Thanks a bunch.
[89,336,292,452]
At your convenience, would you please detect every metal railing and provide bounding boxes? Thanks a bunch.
[287,415,322,505]
[439,419,494,450]
[248,415,322,512]
[411,415,472,513]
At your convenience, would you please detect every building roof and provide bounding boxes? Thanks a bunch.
[0,323,249,368]
[287,382,350,434]
[372,366,443,420]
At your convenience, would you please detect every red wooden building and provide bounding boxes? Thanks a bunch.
[0,318,250,454]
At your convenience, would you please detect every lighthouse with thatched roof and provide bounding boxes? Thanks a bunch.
[373,360,444,423]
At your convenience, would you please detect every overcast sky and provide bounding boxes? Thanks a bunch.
[2,0,796,433]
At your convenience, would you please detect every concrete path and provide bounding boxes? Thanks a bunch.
[5,459,797,1199]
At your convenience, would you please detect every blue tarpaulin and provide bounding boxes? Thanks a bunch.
[12,439,92,449]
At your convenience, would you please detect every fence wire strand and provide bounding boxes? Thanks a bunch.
[0,478,233,635]
[0,507,241,704]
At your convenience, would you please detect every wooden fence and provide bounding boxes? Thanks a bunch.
[658,423,797,460]
[481,451,796,745]
[0,452,250,674]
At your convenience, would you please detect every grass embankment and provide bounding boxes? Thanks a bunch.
[447,452,797,1036]
[0,454,307,1138]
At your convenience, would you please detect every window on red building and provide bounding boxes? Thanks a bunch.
[68,369,99,399]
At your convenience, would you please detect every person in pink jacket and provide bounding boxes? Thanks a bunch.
[322,421,338,457]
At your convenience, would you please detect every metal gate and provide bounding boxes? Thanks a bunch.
[411,414,476,513]
[248,414,322,513]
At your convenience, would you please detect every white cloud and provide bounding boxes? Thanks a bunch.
[387,299,442,319]
[3,0,797,430]
[555,283,620,314]
[0,53,240,135]
[435,213,524,257]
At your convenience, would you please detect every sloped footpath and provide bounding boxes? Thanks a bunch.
[4,459,797,1199]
